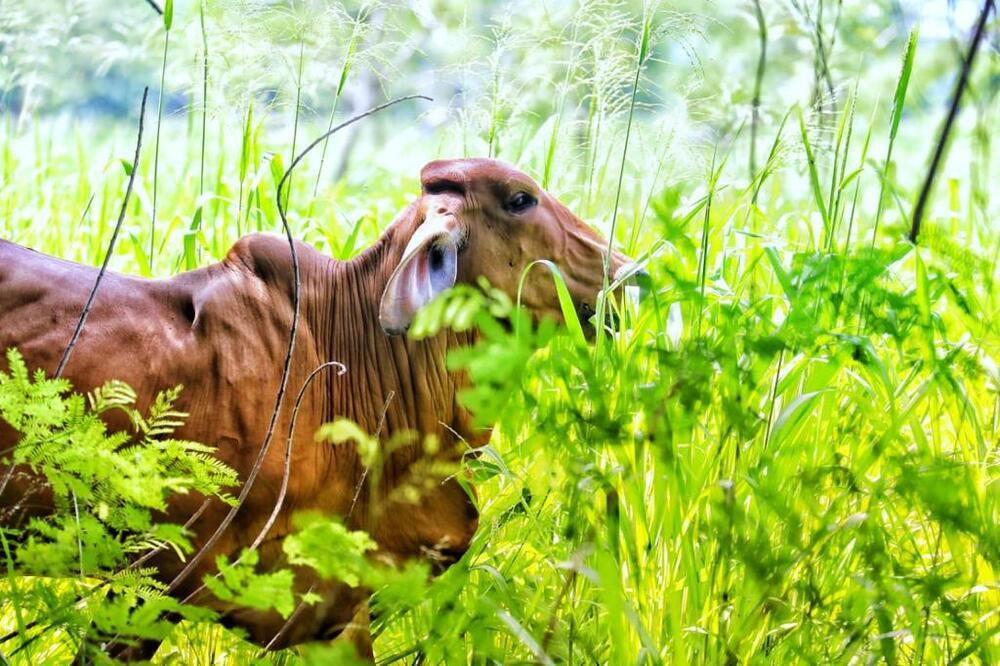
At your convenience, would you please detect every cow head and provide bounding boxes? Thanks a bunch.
[379,158,637,336]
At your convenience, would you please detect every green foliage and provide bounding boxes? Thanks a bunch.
[297,642,370,666]
[204,550,296,620]
[1,1,998,663]
[282,512,433,617]
[283,514,376,587]
[450,316,559,428]
[1,349,237,573]
[409,278,513,340]
[0,348,237,657]
[314,419,380,469]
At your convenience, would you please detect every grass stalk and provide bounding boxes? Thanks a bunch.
[285,37,306,212]
[596,3,652,351]
[695,148,718,340]
[312,7,367,198]
[236,101,253,238]
[198,0,208,201]
[749,0,767,181]
[826,85,855,250]
[871,29,917,248]
[487,48,503,159]
[150,0,172,273]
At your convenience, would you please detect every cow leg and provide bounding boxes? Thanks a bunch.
[339,599,373,662]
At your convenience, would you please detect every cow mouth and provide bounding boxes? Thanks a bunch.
[489,299,624,335]
[577,265,650,334]
[420,544,470,574]
[577,301,621,333]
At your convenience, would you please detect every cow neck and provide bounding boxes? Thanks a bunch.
[302,222,485,483]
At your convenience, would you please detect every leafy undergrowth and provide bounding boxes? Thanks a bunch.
[1,1,998,664]
[392,205,999,664]
[0,349,234,662]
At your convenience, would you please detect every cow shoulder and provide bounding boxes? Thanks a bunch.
[175,236,299,389]
[223,232,330,300]
[225,233,298,286]
[210,232,325,341]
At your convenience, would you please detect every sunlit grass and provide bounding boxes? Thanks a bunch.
[1,1,998,664]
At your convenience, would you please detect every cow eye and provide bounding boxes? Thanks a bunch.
[506,192,537,214]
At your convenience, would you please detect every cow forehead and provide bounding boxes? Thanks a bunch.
[420,158,538,192]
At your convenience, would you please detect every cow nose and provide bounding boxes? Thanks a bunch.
[428,526,476,571]
[438,544,470,564]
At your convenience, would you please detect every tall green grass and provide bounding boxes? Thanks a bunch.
[0,1,997,664]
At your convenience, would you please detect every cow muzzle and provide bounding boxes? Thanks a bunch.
[578,262,650,333]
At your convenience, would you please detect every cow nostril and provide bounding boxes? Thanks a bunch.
[428,244,445,271]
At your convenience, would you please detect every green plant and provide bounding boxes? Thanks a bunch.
[0,348,238,660]
[0,1,997,663]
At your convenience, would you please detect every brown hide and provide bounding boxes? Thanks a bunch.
[0,158,631,648]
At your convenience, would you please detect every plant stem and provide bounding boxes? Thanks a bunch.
[603,4,649,283]
[312,7,366,198]
[150,29,169,273]
[749,0,767,181]
[695,148,717,340]
[285,37,305,212]
[198,0,208,202]
[56,88,148,378]
[910,0,995,243]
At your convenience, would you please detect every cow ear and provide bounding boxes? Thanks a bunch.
[379,216,459,336]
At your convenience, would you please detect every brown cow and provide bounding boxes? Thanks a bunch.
[0,158,634,659]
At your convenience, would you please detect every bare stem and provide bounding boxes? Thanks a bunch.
[750,0,768,183]
[910,0,995,243]
[55,88,148,378]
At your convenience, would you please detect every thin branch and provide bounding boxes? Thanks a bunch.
[130,499,210,570]
[910,0,995,243]
[348,390,394,520]
[249,361,346,552]
[55,87,148,378]
[143,0,163,16]
[541,567,578,651]
[264,584,317,651]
